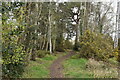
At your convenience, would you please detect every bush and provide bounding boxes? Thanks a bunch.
[64,39,73,49]
[2,42,26,78]
[112,48,118,58]
[79,30,114,61]
[73,42,80,51]
[55,44,65,52]
[118,38,120,62]
[36,50,50,58]
[55,39,73,52]
[55,35,65,52]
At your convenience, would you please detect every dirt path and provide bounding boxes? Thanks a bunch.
[50,51,75,78]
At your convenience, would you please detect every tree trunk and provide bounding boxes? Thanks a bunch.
[53,39,56,52]
[46,41,48,51]
[42,35,46,50]
[84,2,89,30]
[76,21,80,43]
[31,49,36,61]
[31,3,38,61]
[74,6,80,50]
[48,1,52,53]
[114,2,120,48]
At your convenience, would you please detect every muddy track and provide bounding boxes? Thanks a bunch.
[50,51,75,78]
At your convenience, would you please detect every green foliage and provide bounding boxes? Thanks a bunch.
[112,48,118,59]
[64,39,73,49]
[36,50,50,58]
[71,54,80,59]
[2,6,26,77]
[108,58,118,66]
[118,38,120,62]
[55,44,65,52]
[1,2,116,78]
[2,34,26,78]
[74,42,80,51]
[79,30,114,61]
[55,35,65,52]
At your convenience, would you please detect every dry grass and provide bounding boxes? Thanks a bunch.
[86,58,118,78]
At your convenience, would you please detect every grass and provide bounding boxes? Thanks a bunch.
[108,57,118,66]
[22,54,60,78]
[86,58,118,78]
[63,58,94,78]
[22,52,118,78]
[63,57,118,78]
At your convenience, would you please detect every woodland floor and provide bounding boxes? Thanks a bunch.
[22,51,118,78]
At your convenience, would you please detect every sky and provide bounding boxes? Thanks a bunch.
[69,0,118,41]
[57,0,119,41]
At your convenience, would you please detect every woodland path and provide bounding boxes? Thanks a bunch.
[50,51,75,78]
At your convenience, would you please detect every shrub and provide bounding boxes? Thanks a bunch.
[55,35,65,52]
[2,42,26,78]
[118,38,120,62]
[112,48,118,58]
[55,44,65,52]
[36,50,50,58]
[79,30,114,61]
[73,42,80,51]
[64,39,73,49]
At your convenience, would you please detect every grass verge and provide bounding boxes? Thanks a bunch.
[22,54,61,78]
[63,58,93,78]
[63,57,118,78]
